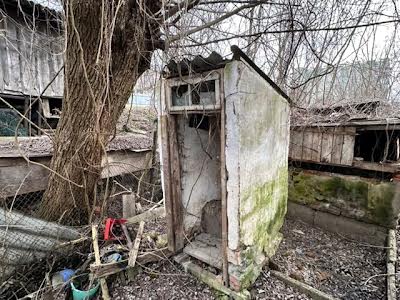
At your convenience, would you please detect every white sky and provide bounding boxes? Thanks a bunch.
[29,0,62,11]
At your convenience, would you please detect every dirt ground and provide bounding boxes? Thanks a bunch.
[110,218,386,299]
[273,219,386,300]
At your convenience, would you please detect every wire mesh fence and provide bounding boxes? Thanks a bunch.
[0,153,162,298]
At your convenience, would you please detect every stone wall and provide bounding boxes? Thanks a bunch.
[289,168,400,228]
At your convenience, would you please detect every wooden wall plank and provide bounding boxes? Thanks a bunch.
[311,130,322,162]
[6,21,21,93]
[290,130,303,160]
[0,15,7,91]
[302,130,314,161]
[159,115,176,252]
[331,127,344,164]
[340,127,356,165]
[168,116,184,251]
[0,16,63,97]
[320,128,334,163]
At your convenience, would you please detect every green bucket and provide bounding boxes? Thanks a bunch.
[70,280,100,300]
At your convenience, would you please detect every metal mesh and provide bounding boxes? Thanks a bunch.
[0,158,162,298]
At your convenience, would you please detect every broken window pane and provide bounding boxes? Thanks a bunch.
[189,114,210,130]
[191,80,216,106]
[171,84,190,106]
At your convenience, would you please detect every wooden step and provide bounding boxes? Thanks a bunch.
[183,233,222,269]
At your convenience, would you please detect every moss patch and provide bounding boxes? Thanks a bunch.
[240,167,288,254]
[289,169,397,227]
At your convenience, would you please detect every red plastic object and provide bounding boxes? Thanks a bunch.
[104,218,127,241]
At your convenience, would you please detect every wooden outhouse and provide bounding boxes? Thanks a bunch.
[158,46,291,290]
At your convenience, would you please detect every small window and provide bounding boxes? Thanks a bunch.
[168,74,220,112]
[172,84,190,106]
[191,80,216,106]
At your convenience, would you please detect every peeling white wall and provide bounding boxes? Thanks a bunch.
[177,115,221,232]
[224,60,290,253]
[224,61,241,250]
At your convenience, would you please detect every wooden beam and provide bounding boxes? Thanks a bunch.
[91,225,111,300]
[289,159,399,174]
[125,207,165,225]
[0,150,152,198]
[174,253,250,300]
[271,270,338,300]
[159,115,176,252]
[352,160,399,174]
[128,221,145,267]
[220,96,229,287]
[168,116,184,251]
[90,248,173,278]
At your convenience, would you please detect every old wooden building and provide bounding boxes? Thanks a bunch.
[288,103,400,244]
[0,0,63,135]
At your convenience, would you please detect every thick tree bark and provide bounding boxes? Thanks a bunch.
[38,0,161,224]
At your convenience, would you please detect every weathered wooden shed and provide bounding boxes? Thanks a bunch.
[158,46,290,291]
[0,0,63,135]
[288,113,400,244]
[290,118,400,172]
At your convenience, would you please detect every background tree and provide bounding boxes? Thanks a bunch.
[36,0,400,223]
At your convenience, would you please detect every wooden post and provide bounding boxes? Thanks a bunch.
[37,98,42,135]
[220,97,229,287]
[91,225,111,300]
[160,115,176,252]
[169,116,184,251]
[387,229,397,300]
[149,119,158,185]
[128,221,145,267]
[23,96,29,135]
[122,193,136,218]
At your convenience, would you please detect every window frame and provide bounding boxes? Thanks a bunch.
[166,71,221,113]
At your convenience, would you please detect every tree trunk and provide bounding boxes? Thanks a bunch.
[38,0,161,224]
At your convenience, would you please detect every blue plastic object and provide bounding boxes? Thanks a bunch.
[60,269,75,282]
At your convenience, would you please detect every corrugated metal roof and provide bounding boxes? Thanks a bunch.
[165,52,230,78]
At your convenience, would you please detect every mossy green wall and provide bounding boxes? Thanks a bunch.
[240,167,288,256]
[233,61,290,256]
[289,169,398,227]
[223,59,290,292]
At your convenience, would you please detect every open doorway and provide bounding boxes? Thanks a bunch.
[173,112,223,264]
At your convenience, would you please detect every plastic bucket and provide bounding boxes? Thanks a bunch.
[70,280,100,300]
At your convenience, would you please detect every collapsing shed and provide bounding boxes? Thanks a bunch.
[158,46,290,291]
[0,0,64,135]
[288,108,400,244]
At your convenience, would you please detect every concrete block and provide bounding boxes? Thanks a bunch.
[289,201,387,246]
[314,211,337,232]
[287,202,315,225]
[335,215,386,246]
